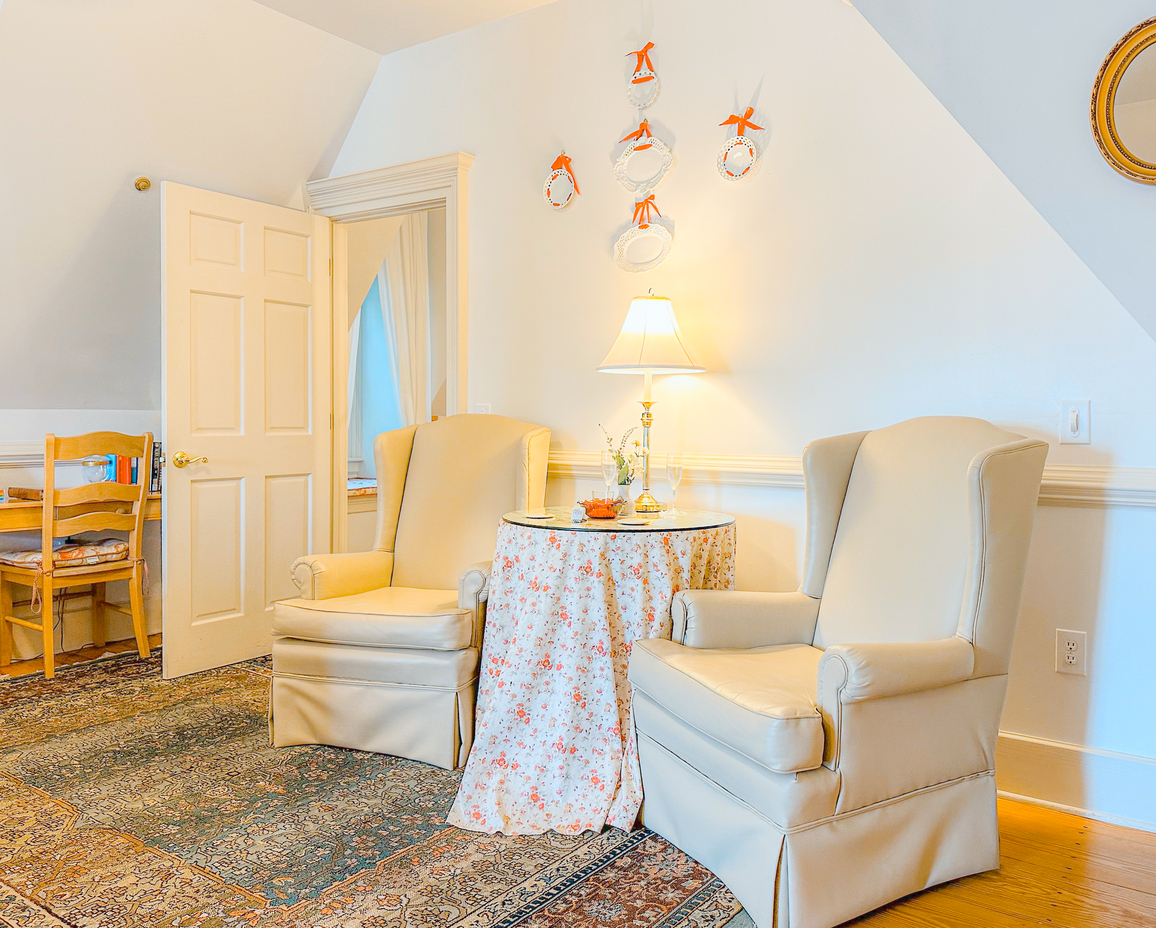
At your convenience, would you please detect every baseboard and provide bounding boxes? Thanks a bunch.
[996,731,1156,833]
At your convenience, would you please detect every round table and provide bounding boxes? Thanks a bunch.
[448,507,737,836]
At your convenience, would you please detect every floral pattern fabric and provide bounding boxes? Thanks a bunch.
[448,521,736,836]
[0,538,128,569]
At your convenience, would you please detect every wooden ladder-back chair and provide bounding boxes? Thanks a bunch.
[0,431,154,679]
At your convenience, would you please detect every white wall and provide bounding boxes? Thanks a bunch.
[0,0,380,410]
[851,0,1156,343]
[331,0,1156,824]
[0,0,377,658]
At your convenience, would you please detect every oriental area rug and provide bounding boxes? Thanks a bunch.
[0,653,743,928]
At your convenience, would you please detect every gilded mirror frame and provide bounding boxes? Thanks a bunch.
[1092,16,1156,183]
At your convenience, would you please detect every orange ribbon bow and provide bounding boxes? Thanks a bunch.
[627,42,656,83]
[551,152,579,194]
[719,106,764,137]
[620,120,653,146]
[632,194,661,227]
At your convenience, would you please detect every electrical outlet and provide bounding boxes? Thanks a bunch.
[1059,400,1090,444]
[469,403,492,415]
[1055,629,1087,676]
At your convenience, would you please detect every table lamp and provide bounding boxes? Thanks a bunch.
[598,291,704,513]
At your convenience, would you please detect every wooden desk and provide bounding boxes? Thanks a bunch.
[0,494,161,533]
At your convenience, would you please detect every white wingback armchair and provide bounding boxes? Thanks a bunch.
[271,414,550,769]
[628,417,1048,928]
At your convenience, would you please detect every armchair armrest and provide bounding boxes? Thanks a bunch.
[818,637,974,704]
[459,560,492,650]
[290,551,394,601]
[672,590,821,648]
[458,560,492,611]
[815,636,980,790]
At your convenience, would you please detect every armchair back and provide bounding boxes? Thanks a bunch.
[372,414,550,590]
[811,417,1047,675]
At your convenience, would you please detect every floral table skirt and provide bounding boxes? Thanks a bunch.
[448,520,736,835]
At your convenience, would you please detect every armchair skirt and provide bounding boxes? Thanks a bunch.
[271,637,478,770]
[272,586,481,769]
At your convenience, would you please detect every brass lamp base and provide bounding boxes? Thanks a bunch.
[633,490,662,514]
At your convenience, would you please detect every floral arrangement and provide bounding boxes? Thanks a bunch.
[600,425,640,486]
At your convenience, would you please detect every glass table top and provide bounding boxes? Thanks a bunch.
[504,506,735,533]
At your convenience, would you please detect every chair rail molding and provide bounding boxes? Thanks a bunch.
[0,442,81,469]
[306,152,473,553]
[547,450,1156,509]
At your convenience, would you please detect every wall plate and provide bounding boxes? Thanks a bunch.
[1056,628,1088,676]
[1060,400,1090,444]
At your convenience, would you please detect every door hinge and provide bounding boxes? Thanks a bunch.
[330,413,334,430]
[329,258,333,276]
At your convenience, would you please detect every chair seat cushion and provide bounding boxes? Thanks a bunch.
[0,538,129,570]
[272,637,479,687]
[273,586,472,650]
[629,639,825,774]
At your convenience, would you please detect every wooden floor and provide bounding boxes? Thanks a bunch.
[850,798,1156,927]
[2,645,1153,926]
[0,633,162,680]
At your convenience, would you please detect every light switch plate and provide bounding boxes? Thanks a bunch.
[1060,400,1090,444]
[1055,628,1087,675]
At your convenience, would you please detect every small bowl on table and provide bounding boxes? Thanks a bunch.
[579,497,626,520]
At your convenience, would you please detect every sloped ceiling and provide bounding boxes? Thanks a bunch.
[0,0,380,409]
[250,0,561,54]
[851,0,1156,344]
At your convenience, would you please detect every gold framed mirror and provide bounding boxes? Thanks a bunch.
[1092,17,1156,183]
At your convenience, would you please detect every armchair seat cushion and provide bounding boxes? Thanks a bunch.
[629,639,825,774]
[273,586,472,650]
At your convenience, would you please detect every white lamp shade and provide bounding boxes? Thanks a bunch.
[597,295,704,374]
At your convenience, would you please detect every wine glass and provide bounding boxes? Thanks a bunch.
[666,453,684,515]
[600,450,617,500]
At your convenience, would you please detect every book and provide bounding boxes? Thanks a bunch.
[116,455,131,484]
[150,442,163,494]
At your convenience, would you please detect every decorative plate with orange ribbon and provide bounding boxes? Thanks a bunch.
[614,194,672,272]
[614,120,674,194]
[544,151,580,210]
[718,106,764,181]
[626,42,660,108]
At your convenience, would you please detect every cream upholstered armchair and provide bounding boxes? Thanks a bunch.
[628,417,1048,928]
[271,414,550,769]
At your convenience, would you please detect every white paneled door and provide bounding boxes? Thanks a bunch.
[162,183,332,678]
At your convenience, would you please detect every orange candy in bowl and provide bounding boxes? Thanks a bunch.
[579,497,626,519]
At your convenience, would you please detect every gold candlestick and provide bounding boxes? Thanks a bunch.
[634,399,661,513]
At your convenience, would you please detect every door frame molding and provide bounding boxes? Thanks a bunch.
[305,151,474,552]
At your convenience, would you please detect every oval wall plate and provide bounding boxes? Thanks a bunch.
[614,137,674,194]
[628,74,660,108]
[544,168,577,210]
[717,136,759,181]
[614,222,673,273]
[626,42,660,108]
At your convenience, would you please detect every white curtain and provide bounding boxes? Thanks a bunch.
[378,212,429,426]
[346,308,363,472]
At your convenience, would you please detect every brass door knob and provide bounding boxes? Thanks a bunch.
[172,451,208,468]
